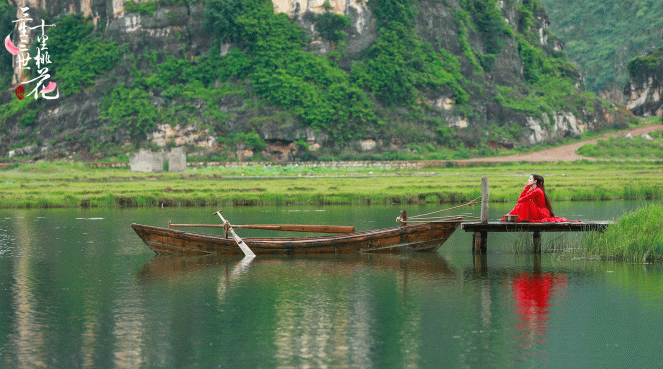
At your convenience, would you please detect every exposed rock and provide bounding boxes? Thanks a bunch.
[236,149,254,161]
[624,75,663,117]
[360,139,376,151]
[266,141,296,162]
[623,49,663,118]
[149,124,216,148]
[449,117,469,129]
[552,112,585,138]
[525,117,546,144]
[274,0,376,58]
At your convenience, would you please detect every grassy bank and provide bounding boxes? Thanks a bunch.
[0,160,661,208]
[579,203,663,263]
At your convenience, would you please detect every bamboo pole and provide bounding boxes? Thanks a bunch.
[169,222,355,233]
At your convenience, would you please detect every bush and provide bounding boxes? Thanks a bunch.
[55,37,125,96]
[581,203,663,263]
[203,0,244,43]
[100,85,158,140]
[627,49,663,79]
[316,12,350,43]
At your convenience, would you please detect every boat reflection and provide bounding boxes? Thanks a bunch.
[137,252,457,283]
[136,252,458,367]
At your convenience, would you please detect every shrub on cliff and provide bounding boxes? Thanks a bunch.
[627,49,663,81]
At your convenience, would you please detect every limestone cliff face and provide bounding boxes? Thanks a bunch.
[272,0,375,57]
[1,0,629,160]
[624,72,663,118]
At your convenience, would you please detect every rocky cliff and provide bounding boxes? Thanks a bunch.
[624,48,663,119]
[0,0,630,161]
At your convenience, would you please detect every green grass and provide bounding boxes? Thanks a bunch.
[0,160,662,209]
[577,129,663,159]
[579,203,663,263]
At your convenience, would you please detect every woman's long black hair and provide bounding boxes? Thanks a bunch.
[533,174,554,217]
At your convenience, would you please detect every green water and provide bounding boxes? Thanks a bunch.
[0,202,661,368]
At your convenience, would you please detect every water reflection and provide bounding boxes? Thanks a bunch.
[218,256,254,299]
[512,272,567,355]
[136,253,456,367]
[1,205,662,368]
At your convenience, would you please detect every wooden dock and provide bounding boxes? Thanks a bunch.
[462,177,613,253]
[461,221,613,253]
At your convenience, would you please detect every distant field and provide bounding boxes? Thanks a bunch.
[0,160,661,208]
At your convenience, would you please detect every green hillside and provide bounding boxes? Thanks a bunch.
[539,0,663,97]
[0,0,631,162]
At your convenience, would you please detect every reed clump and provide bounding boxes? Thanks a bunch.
[580,203,663,263]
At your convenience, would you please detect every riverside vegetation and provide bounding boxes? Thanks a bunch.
[1,160,660,209]
[2,160,662,263]
[578,203,663,263]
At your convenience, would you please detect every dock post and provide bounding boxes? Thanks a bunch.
[480,177,489,224]
[533,231,541,253]
[473,231,487,253]
[473,177,489,254]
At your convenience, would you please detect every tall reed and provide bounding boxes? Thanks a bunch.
[581,203,663,263]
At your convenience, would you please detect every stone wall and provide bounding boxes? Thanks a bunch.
[187,160,424,170]
[129,148,186,172]
[166,147,186,172]
[129,149,164,172]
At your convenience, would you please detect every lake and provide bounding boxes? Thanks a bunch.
[0,201,662,368]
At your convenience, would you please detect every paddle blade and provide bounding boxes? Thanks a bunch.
[232,233,255,257]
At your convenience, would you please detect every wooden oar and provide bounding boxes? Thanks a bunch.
[213,211,255,257]
[168,222,355,234]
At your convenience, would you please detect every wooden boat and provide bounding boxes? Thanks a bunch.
[131,218,462,256]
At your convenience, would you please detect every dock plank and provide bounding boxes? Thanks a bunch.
[461,221,613,254]
[461,221,613,233]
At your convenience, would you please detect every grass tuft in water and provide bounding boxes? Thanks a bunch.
[580,203,663,263]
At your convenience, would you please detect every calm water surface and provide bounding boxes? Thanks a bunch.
[0,202,662,368]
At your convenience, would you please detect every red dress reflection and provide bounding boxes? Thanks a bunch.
[512,272,567,348]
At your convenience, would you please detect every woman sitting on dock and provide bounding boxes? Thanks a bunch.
[501,174,571,222]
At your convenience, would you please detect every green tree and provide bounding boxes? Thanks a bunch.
[203,0,245,43]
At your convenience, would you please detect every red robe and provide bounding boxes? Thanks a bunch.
[501,186,571,222]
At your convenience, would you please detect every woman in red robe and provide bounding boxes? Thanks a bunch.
[501,174,571,222]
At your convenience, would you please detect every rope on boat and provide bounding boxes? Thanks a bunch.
[396,197,482,224]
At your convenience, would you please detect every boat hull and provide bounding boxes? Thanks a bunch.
[131,220,461,255]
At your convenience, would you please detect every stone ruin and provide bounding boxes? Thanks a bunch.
[129,147,186,172]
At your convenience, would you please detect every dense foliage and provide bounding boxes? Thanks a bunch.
[352,0,468,106]
[0,0,626,158]
[202,0,244,43]
[540,0,663,94]
[202,0,379,142]
[315,10,350,44]
[493,1,591,121]
[627,48,663,81]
